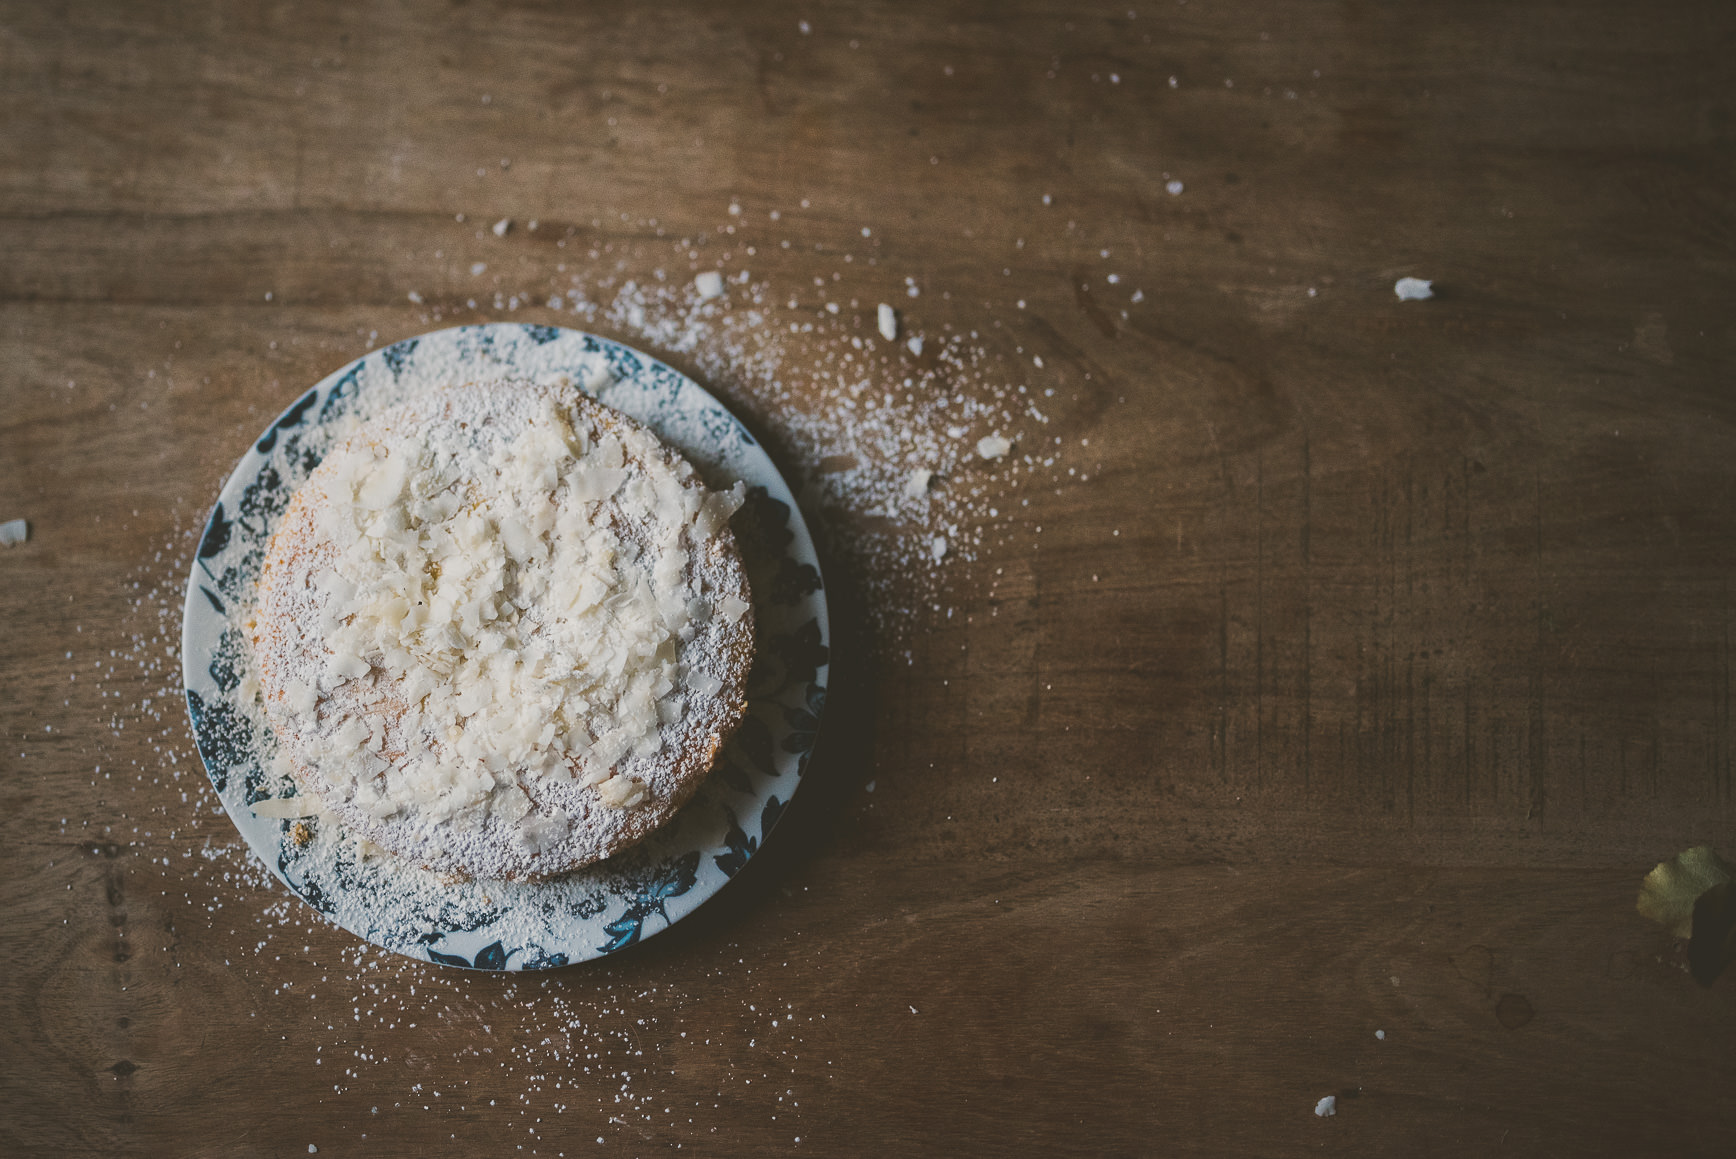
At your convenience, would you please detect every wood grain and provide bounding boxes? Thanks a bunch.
[4,1,1735,1154]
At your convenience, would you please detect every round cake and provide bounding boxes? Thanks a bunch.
[249,379,755,881]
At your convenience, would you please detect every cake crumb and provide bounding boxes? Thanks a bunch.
[976,435,1012,461]
[904,468,932,499]
[1314,1096,1336,1118]
[905,335,923,357]
[1375,1029,1385,1040]
[0,519,28,547]
[492,218,511,238]
[694,271,725,300]
[930,536,947,562]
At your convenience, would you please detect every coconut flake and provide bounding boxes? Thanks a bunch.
[252,795,321,819]
[1394,277,1433,301]
[877,303,898,342]
[595,774,647,809]
[976,435,1012,461]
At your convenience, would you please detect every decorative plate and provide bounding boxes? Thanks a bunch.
[181,323,828,970]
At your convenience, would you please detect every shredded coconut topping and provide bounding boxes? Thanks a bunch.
[252,380,753,880]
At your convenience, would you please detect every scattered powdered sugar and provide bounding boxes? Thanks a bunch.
[47,573,830,1141]
[45,179,1135,1147]
[399,206,1082,640]
[51,545,830,1135]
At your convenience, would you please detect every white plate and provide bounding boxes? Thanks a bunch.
[182,323,828,969]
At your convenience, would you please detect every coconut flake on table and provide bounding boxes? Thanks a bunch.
[492,218,511,238]
[1314,1096,1337,1118]
[0,519,28,546]
[694,271,725,300]
[1394,276,1433,300]
[904,467,932,499]
[976,435,1012,461]
[877,303,898,342]
[905,335,923,356]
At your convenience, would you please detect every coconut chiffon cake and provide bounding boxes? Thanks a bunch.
[250,379,755,881]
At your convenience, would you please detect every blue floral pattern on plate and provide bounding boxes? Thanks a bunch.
[181,323,828,970]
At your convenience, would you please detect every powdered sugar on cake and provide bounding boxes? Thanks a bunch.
[250,380,753,881]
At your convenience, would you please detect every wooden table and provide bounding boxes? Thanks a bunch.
[5,2,1734,1154]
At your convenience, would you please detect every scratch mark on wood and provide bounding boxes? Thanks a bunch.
[1529,473,1548,824]
[1462,455,1473,585]
[1256,445,1264,790]
[1217,562,1229,785]
[1491,718,1504,804]
[1464,678,1475,808]
[1651,657,1662,798]
[1302,433,1312,794]
[1406,649,1416,826]
[1406,462,1416,825]
[1423,651,1433,823]
[1723,579,1731,804]
[1071,269,1118,339]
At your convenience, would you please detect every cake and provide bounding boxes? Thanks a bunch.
[249,378,755,881]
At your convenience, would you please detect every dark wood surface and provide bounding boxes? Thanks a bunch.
[4,2,1735,1154]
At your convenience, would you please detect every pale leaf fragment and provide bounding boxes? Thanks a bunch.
[1638,845,1731,939]
[1637,845,1736,985]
